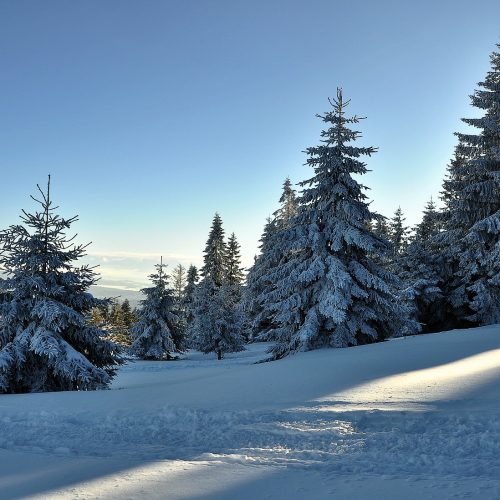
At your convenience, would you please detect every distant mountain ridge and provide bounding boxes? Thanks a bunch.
[90,285,143,308]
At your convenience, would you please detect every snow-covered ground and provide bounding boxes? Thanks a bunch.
[1,324,499,499]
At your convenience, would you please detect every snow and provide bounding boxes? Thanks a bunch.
[1,324,500,499]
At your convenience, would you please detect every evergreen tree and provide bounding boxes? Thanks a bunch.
[171,264,187,302]
[184,265,199,301]
[428,149,473,330]
[89,306,107,329]
[201,213,227,286]
[120,299,135,328]
[244,179,298,341]
[414,198,442,243]
[109,300,131,345]
[171,263,188,350]
[397,199,445,332]
[389,206,410,255]
[372,217,391,240]
[191,279,245,360]
[440,149,469,229]
[262,89,418,358]
[184,265,198,332]
[130,258,181,360]
[243,218,279,340]
[367,215,392,269]
[0,177,122,393]
[190,218,245,359]
[274,177,297,227]
[444,44,500,325]
[88,302,129,347]
[226,233,245,286]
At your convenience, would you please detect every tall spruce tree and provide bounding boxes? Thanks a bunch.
[274,177,298,226]
[171,264,187,301]
[243,217,279,340]
[389,207,410,255]
[444,44,500,325]
[200,213,227,287]
[183,265,198,334]
[226,233,245,286]
[171,263,188,348]
[0,177,122,393]
[414,198,442,243]
[440,150,469,229]
[120,299,136,329]
[262,89,418,358]
[244,178,298,341]
[397,199,445,332]
[185,265,199,299]
[190,216,245,359]
[108,300,131,346]
[428,149,473,330]
[130,258,181,360]
[190,278,245,360]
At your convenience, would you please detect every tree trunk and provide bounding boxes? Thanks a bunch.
[217,349,222,360]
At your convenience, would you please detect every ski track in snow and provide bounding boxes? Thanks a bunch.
[1,405,499,480]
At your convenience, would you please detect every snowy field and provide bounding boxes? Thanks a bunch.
[1,325,499,499]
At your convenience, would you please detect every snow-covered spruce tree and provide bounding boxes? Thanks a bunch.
[0,177,122,393]
[190,216,245,359]
[372,217,390,240]
[396,199,445,332]
[243,217,279,340]
[413,198,442,243]
[365,214,393,269]
[190,278,245,360]
[440,150,469,229]
[274,177,298,224]
[444,44,500,325]
[171,264,187,300]
[226,234,245,305]
[426,148,473,330]
[130,258,182,360]
[226,233,245,286]
[200,213,227,287]
[389,206,410,256]
[225,232,248,338]
[263,89,419,359]
[171,263,188,347]
[244,178,298,341]
[183,264,198,334]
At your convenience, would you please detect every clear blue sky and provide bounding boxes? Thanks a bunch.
[1,0,499,289]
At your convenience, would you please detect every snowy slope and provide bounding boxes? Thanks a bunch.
[0,325,499,499]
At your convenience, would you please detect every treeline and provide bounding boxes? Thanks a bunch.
[125,215,246,361]
[85,213,248,361]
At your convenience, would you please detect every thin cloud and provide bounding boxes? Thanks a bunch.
[86,250,199,264]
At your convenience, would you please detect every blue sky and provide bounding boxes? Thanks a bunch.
[1,1,499,289]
